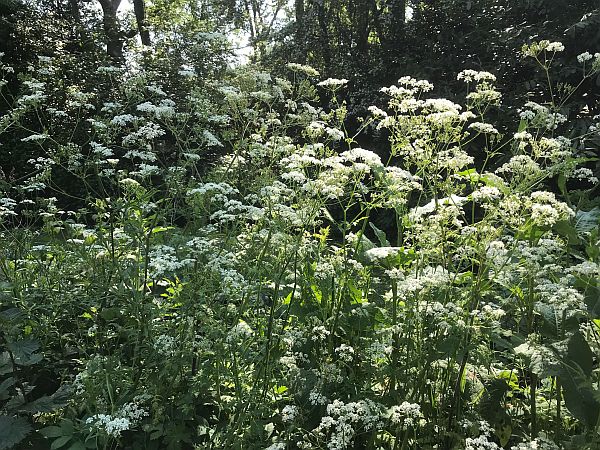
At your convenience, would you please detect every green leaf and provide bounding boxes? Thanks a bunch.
[552,220,579,243]
[0,377,15,401]
[575,207,600,234]
[20,386,70,413]
[40,426,64,438]
[369,223,390,247]
[567,331,593,376]
[0,308,23,323]
[0,415,32,450]
[6,339,41,365]
[67,442,86,450]
[559,332,600,428]
[560,366,600,429]
[50,435,71,450]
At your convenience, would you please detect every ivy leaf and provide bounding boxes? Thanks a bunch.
[0,415,32,450]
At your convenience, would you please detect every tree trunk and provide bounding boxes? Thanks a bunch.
[133,0,150,46]
[98,0,124,60]
[313,0,331,72]
[294,0,306,59]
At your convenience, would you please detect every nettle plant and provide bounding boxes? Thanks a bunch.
[0,42,599,450]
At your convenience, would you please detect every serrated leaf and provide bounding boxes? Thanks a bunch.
[0,415,32,450]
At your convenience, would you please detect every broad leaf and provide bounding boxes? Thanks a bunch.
[0,415,32,450]
[575,207,600,234]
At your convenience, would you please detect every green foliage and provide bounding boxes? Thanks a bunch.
[1,8,600,446]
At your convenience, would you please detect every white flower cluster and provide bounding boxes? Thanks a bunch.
[471,186,502,203]
[389,402,425,427]
[287,63,320,77]
[148,244,194,278]
[364,246,402,262]
[0,197,17,218]
[465,435,501,450]
[317,78,348,88]
[86,397,149,438]
[153,334,177,356]
[469,122,499,135]
[226,320,254,343]
[519,102,567,130]
[334,344,355,362]
[110,114,137,126]
[568,167,598,184]
[528,191,574,227]
[122,122,166,146]
[136,99,176,119]
[545,42,564,52]
[86,415,131,438]
[457,70,496,83]
[281,405,299,423]
[510,437,560,450]
[420,300,467,330]
[21,133,50,142]
[314,399,383,450]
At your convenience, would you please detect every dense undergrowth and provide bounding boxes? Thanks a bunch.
[1,42,600,450]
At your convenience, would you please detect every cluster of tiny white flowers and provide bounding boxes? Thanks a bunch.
[511,437,560,450]
[311,325,331,341]
[465,435,501,450]
[568,167,598,184]
[389,402,424,427]
[86,397,149,438]
[519,102,567,130]
[86,414,131,438]
[317,78,348,88]
[313,399,384,450]
[545,42,565,52]
[471,186,502,202]
[148,245,194,278]
[153,334,177,356]
[469,122,499,135]
[528,191,574,227]
[226,320,254,343]
[334,344,355,362]
[136,99,176,119]
[287,63,320,77]
[281,405,299,423]
[457,70,496,83]
[0,197,17,218]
